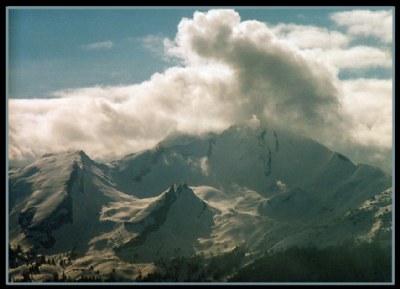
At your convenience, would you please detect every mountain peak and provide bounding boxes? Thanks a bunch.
[39,149,89,159]
[167,183,194,198]
[75,149,87,156]
[74,150,92,166]
[39,150,93,169]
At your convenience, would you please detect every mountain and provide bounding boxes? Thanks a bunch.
[8,124,392,282]
[102,184,217,263]
[9,150,135,253]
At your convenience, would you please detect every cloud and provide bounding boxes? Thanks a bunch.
[9,65,235,163]
[139,35,166,55]
[276,180,287,191]
[271,23,350,49]
[329,78,392,173]
[300,45,392,71]
[138,34,177,64]
[167,10,342,134]
[340,78,392,148]
[330,9,392,43]
[82,40,114,50]
[9,9,392,174]
[267,11,392,74]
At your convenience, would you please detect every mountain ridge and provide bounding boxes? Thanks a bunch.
[8,124,392,282]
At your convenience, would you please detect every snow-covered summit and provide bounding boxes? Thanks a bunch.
[108,123,379,199]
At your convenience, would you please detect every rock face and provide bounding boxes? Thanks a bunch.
[8,124,392,266]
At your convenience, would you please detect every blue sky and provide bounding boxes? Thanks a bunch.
[8,7,393,174]
[7,7,392,99]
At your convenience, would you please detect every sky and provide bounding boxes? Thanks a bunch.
[7,7,393,173]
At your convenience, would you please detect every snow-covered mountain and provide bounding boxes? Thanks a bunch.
[9,150,135,253]
[8,124,392,281]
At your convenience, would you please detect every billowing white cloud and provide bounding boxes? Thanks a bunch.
[9,9,393,174]
[82,40,114,50]
[330,9,392,43]
[166,9,342,138]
